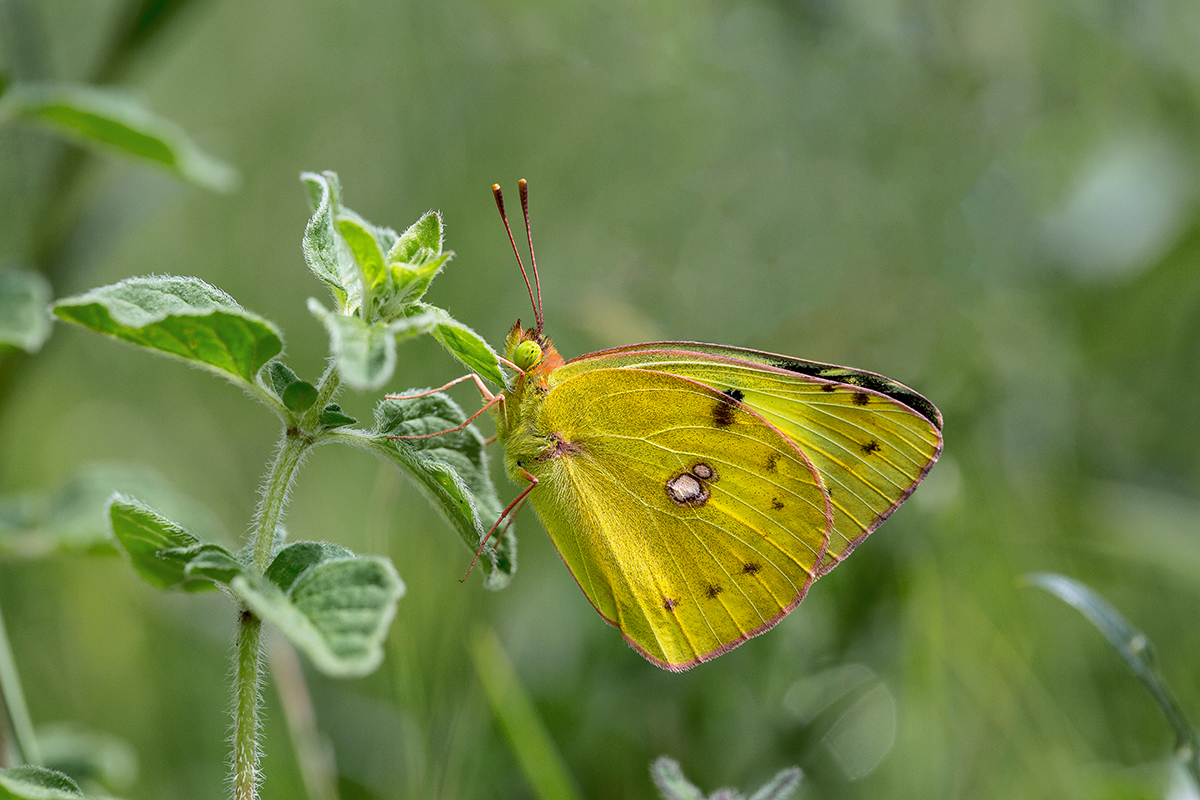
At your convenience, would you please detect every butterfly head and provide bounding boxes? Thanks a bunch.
[504,320,563,379]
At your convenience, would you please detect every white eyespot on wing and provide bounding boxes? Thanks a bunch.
[666,472,710,507]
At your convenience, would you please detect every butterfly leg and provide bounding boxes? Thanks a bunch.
[386,373,506,440]
[460,469,537,582]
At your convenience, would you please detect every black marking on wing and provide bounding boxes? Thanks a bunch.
[704,584,723,599]
[742,562,761,575]
[861,439,881,455]
[712,388,744,428]
[769,358,941,428]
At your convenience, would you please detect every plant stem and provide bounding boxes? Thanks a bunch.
[0,599,39,766]
[232,418,322,800]
[233,610,263,800]
[251,431,310,573]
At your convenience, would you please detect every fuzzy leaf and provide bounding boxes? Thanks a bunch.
[53,276,282,388]
[308,298,395,391]
[367,391,515,589]
[337,215,388,297]
[108,495,224,592]
[416,304,506,387]
[232,545,404,678]
[651,759,705,800]
[0,266,52,353]
[0,765,84,799]
[0,83,237,192]
[387,211,443,264]
[317,404,356,428]
[301,171,358,311]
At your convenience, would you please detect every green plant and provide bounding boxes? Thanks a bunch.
[1,171,518,800]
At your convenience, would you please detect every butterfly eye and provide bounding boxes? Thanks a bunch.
[514,340,543,371]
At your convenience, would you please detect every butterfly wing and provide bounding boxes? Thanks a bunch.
[524,367,833,670]
[551,343,942,575]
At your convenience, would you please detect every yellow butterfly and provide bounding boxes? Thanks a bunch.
[400,181,942,671]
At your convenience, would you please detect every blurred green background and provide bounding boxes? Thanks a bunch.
[3,0,1200,798]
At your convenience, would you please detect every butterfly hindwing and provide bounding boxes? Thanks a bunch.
[553,343,943,574]
[523,367,832,670]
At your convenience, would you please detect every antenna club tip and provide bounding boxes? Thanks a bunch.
[518,178,527,188]
[492,184,501,192]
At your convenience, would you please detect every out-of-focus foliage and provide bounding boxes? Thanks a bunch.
[3,0,1200,798]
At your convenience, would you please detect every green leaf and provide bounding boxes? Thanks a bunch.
[282,381,318,413]
[262,360,317,412]
[263,540,353,592]
[0,464,222,560]
[337,215,388,297]
[108,495,225,592]
[417,304,506,387]
[301,171,358,312]
[53,276,282,388]
[308,298,395,391]
[0,766,84,799]
[366,391,515,589]
[232,544,404,678]
[0,83,237,192]
[387,211,443,264]
[0,266,52,353]
[317,404,356,429]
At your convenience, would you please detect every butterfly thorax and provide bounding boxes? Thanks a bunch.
[494,322,568,482]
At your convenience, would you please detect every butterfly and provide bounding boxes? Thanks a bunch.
[395,181,942,672]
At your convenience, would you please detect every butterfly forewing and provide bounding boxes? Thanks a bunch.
[527,367,832,670]
[553,344,943,574]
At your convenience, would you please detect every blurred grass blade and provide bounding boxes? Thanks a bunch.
[0,604,40,768]
[0,267,51,353]
[0,765,86,799]
[53,276,283,391]
[1026,572,1200,786]
[0,83,237,191]
[471,629,582,800]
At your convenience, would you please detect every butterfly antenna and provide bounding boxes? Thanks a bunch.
[518,179,544,335]
[493,183,542,335]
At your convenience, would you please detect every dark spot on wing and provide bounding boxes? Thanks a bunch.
[663,597,678,612]
[821,383,837,392]
[704,584,723,599]
[771,498,784,510]
[861,439,880,455]
[538,433,582,462]
[853,392,871,406]
[765,453,779,473]
[770,358,942,429]
[742,562,761,575]
[712,388,744,428]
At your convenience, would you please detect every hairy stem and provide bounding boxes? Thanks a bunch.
[232,417,322,800]
[251,432,310,574]
[0,600,39,767]
[233,610,263,800]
